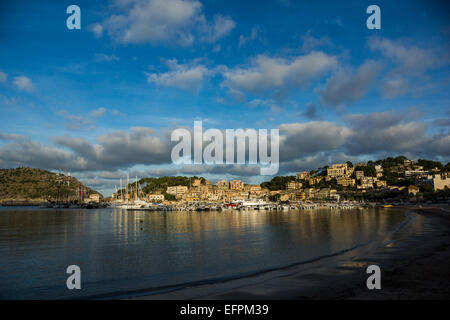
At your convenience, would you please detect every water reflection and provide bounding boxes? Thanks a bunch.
[0,208,407,299]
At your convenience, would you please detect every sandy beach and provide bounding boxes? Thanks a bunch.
[131,205,450,300]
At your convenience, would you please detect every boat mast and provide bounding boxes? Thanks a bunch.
[135,176,138,201]
[126,173,129,204]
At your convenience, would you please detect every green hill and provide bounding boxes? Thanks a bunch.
[0,167,101,204]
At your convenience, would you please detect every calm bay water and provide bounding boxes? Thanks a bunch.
[0,207,411,299]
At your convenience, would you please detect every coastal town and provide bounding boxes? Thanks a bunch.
[1,156,449,210]
[105,156,450,210]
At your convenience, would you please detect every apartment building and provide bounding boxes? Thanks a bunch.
[216,179,229,189]
[358,177,374,189]
[230,180,244,190]
[355,170,364,180]
[337,177,355,187]
[429,174,450,191]
[327,164,348,178]
[296,171,310,180]
[166,185,188,198]
[308,176,323,185]
[148,194,164,202]
[286,181,302,190]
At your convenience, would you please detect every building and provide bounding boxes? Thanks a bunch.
[192,179,202,187]
[358,177,374,189]
[337,177,355,187]
[404,170,428,178]
[244,184,262,193]
[295,192,306,201]
[315,188,337,200]
[327,164,349,178]
[88,193,101,202]
[308,176,323,185]
[375,165,383,178]
[230,180,244,191]
[286,181,302,190]
[304,188,317,199]
[184,191,201,202]
[355,170,364,180]
[216,180,229,189]
[375,180,387,188]
[166,185,188,198]
[148,194,164,202]
[429,174,450,191]
[408,185,420,195]
[296,171,310,180]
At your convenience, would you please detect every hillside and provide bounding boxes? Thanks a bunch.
[0,168,101,204]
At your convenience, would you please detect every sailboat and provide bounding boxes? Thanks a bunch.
[120,176,148,210]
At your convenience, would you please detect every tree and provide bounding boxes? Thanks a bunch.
[417,159,443,171]
[260,176,296,191]
[269,194,281,202]
[354,165,377,177]
[163,193,176,201]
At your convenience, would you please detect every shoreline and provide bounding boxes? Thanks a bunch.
[335,206,450,300]
[130,205,450,300]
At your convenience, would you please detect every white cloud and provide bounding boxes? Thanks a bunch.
[368,37,439,75]
[222,51,337,100]
[0,71,7,83]
[380,76,409,98]
[238,27,259,47]
[146,59,209,91]
[12,76,34,92]
[94,53,120,62]
[92,0,235,46]
[90,107,108,117]
[56,110,95,131]
[56,108,125,130]
[0,95,17,105]
[199,14,236,43]
[0,132,27,141]
[89,23,104,38]
[246,99,281,113]
[301,32,331,52]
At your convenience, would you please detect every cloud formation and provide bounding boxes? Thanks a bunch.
[146,59,209,91]
[368,37,439,75]
[301,102,319,120]
[1,110,449,194]
[94,53,120,62]
[56,108,124,130]
[222,51,337,100]
[0,71,7,83]
[380,76,409,98]
[318,60,382,106]
[12,76,34,92]
[238,27,259,47]
[92,0,235,46]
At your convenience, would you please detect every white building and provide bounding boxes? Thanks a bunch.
[148,194,164,202]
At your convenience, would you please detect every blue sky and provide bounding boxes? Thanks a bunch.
[0,0,449,195]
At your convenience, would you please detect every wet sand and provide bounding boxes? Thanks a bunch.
[132,205,450,300]
[337,206,450,300]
